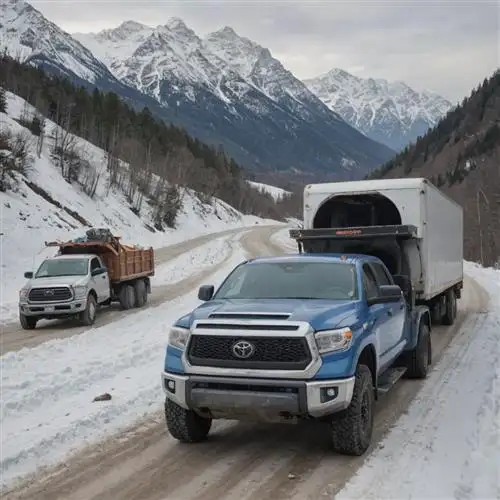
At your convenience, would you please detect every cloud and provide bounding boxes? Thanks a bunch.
[31,0,499,101]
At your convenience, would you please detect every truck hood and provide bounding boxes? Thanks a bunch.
[181,298,362,331]
[26,276,87,288]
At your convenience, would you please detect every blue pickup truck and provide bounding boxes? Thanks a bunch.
[162,250,432,456]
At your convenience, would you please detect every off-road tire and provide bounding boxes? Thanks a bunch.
[19,313,38,330]
[118,284,135,310]
[80,293,97,326]
[330,364,374,456]
[405,322,431,379]
[441,289,457,326]
[165,398,212,443]
[134,279,147,308]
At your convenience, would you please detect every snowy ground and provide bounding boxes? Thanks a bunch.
[0,91,280,323]
[335,261,500,500]
[0,231,251,488]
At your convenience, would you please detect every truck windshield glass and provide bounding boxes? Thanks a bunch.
[35,258,88,278]
[214,261,358,300]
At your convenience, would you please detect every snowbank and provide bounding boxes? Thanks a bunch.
[335,262,500,500]
[0,232,250,488]
[0,91,280,323]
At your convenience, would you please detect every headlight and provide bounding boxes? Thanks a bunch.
[168,326,190,350]
[315,327,353,354]
[19,287,30,300]
[72,285,87,299]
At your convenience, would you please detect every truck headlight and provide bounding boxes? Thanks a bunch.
[315,327,353,354]
[72,285,87,299]
[168,326,190,350]
[19,287,30,300]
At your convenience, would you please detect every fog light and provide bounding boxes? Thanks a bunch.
[166,379,176,393]
[320,386,338,403]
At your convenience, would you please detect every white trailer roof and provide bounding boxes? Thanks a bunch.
[305,178,427,195]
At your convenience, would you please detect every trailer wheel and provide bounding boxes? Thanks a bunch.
[165,398,212,443]
[20,313,38,330]
[118,284,135,310]
[441,289,457,326]
[80,293,97,326]
[134,279,147,308]
[330,364,374,456]
[405,322,431,379]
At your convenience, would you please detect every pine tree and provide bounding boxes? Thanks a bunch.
[0,86,7,113]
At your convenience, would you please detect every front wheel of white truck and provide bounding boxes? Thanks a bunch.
[164,398,212,443]
[330,364,374,456]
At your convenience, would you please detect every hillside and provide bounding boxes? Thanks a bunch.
[367,70,500,267]
[304,69,453,151]
[0,0,395,184]
[0,88,284,320]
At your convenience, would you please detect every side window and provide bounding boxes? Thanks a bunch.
[371,263,392,286]
[90,258,100,271]
[362,265,378,300]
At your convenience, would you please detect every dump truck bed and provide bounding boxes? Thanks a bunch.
[46,237,155,283]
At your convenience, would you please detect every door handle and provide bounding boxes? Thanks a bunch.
[101,276,106,279]
[387,309,393,316]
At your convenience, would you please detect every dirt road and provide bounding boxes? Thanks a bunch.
[0,225,284,353]
[4,268,490,499]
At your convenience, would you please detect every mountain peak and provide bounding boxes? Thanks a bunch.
[304,68,453,151]
[116,20,148,33]
[165,17,190,31]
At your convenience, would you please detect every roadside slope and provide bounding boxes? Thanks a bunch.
[2,266,490,500]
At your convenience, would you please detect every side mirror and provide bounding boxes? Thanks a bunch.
[198,285,214,301]
[393,274,411,296]
[367,284,402,306]
[24,271,33,279]
[91,267,105,277]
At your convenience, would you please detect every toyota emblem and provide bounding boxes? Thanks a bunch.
[231,340,255,359]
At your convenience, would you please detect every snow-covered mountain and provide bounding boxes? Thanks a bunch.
[73,20,395,182]
[303,69,453,151]
[1,1,395,182]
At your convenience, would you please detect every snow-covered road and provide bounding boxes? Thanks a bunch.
[0,225,274,352]
[3,259,496,500]
[0,224,287,490]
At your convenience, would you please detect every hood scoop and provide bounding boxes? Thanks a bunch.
[208,312,291,321]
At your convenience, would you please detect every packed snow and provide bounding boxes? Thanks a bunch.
[0,232,255,488]
[335,261,500,500]
[0,90,279,324]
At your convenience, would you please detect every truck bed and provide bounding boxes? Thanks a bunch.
[46,239,155,283]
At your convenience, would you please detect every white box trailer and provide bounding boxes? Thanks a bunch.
[290,178,463,325]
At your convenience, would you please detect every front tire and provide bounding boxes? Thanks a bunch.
[80,294,97,326]
[165,398,212,443]
[330,364,374,456]
[20,313,38,330]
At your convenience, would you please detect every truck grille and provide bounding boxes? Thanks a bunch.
[187,335,312,370]
[28,287,72,302]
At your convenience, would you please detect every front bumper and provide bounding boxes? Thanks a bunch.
[19,297,88,316]
[162,372,355,419]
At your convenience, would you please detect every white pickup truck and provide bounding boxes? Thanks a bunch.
[19,232,155,330]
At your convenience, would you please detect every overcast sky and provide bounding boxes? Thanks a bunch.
[31,0,499,102]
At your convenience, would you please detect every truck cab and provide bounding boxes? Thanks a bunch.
[162,252,431,456]
[19,253,111,329]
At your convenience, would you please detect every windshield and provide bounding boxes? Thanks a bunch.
[214,261,358,300]
[35,258,89,278]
